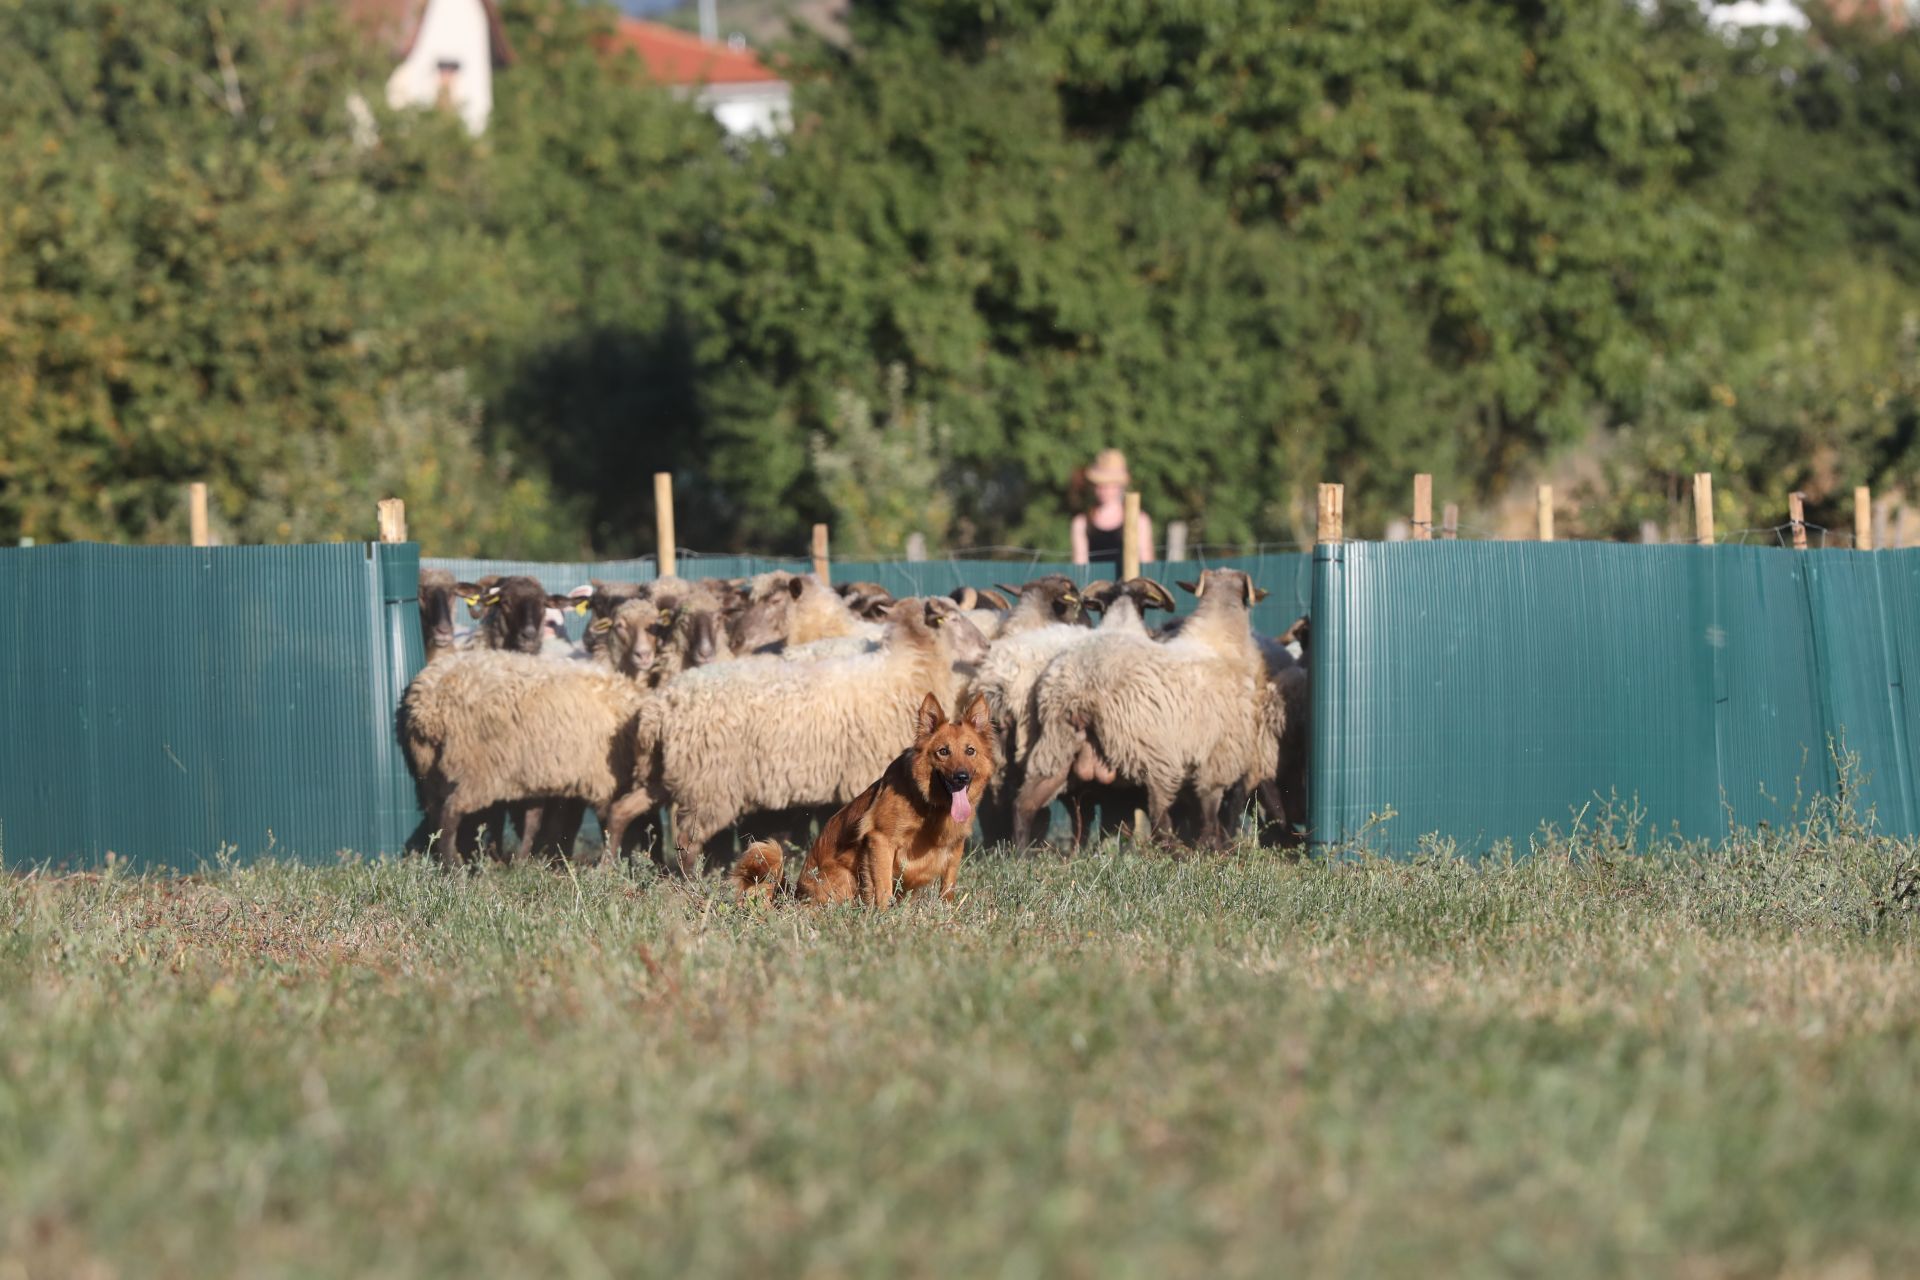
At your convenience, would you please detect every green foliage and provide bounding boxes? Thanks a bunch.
[6,0,1920,553]
[810,364,955,557]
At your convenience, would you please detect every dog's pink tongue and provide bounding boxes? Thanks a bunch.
[949,786,973,824]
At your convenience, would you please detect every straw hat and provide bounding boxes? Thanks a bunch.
[1085,448,1131,487]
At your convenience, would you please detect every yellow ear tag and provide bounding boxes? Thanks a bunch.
[574,600,589,615]
[463,596,480,607]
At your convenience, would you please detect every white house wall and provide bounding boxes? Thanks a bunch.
[699,84,792,139]
[385,0,495,135]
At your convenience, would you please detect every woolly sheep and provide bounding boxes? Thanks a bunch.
[727,572,879,655]
[398,650,652,868]
[1015,568,1272,848]
[603,598,990,872]
[969,577,1157,771]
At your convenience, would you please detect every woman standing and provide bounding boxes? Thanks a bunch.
[1070,448,1154,569]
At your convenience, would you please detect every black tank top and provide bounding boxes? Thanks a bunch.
[1086,518,1125,568]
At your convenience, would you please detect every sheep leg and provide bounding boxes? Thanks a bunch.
[435,796,477,869]
[602,786,660,868]
[1013,767,1071,848]
[514,803,546,864]
[671,806,724,878]
[1192,784,1230,851]
[1144,778,1181,848]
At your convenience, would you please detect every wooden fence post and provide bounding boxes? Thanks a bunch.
[1855,485,1873,550]
[654,472,676,578]
[1693,473,1714,546]
[1412,474,1433,541]
[1165,519,1189,562]
[189,483,209,547]
[376,498,408,544]
[1441,503,1458,540]
[1122,491,1142,579]
[1639,521,1662,545]
[1536,484,1554,542]
[905,532,927,562]
[812,523,831,584]
[1788,492,1808,551]
[1316,484,1344,543]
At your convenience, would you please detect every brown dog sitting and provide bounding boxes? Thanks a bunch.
[733,691,994,905]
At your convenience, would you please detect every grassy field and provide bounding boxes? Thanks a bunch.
[3,820,1920,1278]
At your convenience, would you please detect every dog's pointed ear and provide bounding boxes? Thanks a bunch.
[951,585,978,611]
[1178,579,1202,598]
[961,693,993,740]
[977,588,1011,611]
[915,691,946,741]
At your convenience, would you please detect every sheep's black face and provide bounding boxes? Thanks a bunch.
[482,576,550,656]
[687,611,724,666]
[419,574,460,658]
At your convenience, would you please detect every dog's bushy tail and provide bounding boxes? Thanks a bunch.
[731,840,785,902]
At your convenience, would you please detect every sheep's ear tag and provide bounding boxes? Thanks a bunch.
[463,595,481,607]
[573,600,590,615]
[929,613,944,627]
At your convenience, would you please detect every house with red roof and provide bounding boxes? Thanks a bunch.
[607,18,791,138]
[334,4,787,140]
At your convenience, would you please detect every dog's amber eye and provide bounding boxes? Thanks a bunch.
[964,745,975,756]
[937,745,949,757]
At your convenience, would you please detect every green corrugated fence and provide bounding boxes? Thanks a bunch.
[26,537,1901,870]
[1311,542,1920,854]
[1,542,422,871]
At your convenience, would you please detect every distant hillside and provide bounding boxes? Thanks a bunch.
[627,0,847,46]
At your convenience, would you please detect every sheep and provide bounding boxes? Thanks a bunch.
[992,574,1090,638]
[1256,615,1311,847]
[836,580,897,620]
[467,575,576,656]
[603,597,990,873]
[648,586,736,684]
[728,571,882,655]
[400,589,741,869]
[970,577,1159,771]
[398,650,652,868]
[417,569,478,664]
[579,579,645,659]
[1014,568,1272,849]
[948,585,1014,640]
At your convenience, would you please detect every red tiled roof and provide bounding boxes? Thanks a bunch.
[606,17,782,86]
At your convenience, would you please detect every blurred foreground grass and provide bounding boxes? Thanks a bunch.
[3,827,1919,1278]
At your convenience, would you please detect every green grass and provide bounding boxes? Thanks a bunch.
[3,827,1920,1277]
